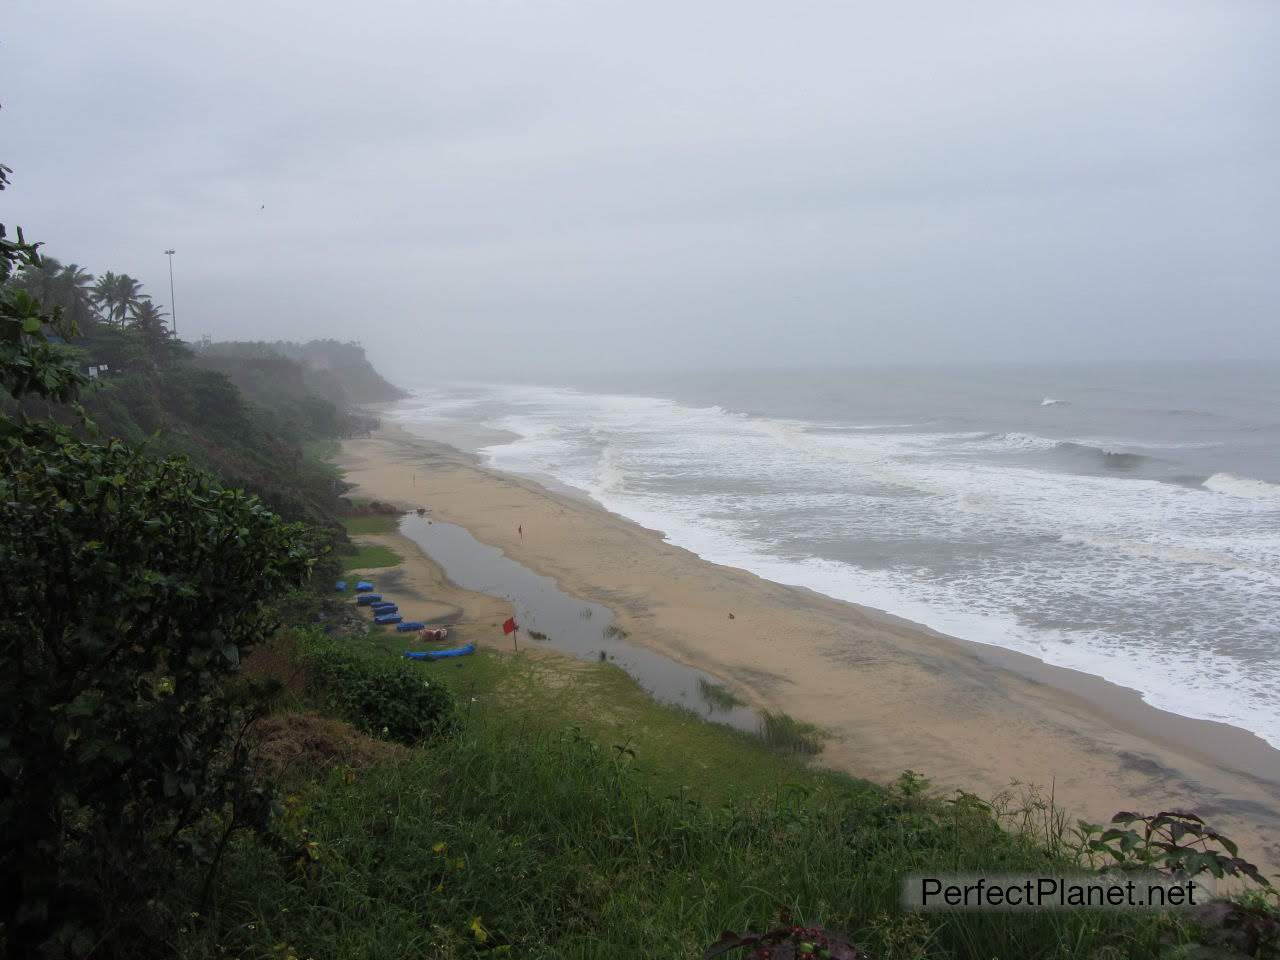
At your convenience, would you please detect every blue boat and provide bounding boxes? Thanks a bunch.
[356,594,383,606]
[395,621,426,632]
[404,644,476,661]
[371,603,398,614]
[355,581,374,592]
[374,613,403,625]
[335,580,347,592]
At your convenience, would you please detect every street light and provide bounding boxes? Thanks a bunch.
[163,249,178,337]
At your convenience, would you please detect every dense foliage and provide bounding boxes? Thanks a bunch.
[197,338,407,404]
[297,630,458,746]
[76,364,355,527]
[193,350,358,438]
[1,195,379,531]
[0,178,86,409]
[0,430,321,955]
[1,164,325,957]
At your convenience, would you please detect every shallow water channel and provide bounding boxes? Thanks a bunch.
[397,513,758,732]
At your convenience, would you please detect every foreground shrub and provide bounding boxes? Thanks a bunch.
[296,630,458,745]
[0,427,321,957]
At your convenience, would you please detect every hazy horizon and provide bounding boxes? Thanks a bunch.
[3,1,1277,381]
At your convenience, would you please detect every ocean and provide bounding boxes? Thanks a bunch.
[389,363,1280,749]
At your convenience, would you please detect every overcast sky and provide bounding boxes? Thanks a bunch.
[3,1,1277,378]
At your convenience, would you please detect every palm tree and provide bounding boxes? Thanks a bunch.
[93,272,144,329]
[91,271,119,325]
[11,257,97,334]
[58,263,98,332]
[17,254,64,307]
[127,297,171,357]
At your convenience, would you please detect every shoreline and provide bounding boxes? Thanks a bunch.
[338,423,1280,871]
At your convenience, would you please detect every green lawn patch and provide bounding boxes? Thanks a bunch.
[343,514,399,536]
[340,543,401,571]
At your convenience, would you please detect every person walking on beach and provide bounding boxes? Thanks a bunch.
[518,524,523,540]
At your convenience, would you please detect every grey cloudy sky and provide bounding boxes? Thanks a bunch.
[3,0,1277,378]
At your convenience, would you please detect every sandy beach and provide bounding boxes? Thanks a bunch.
[339,424,1280,872]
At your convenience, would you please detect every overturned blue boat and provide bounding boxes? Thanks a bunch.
[404,644,475,661]
[355,594,383,606]
[355,581,375,592]
[374,613,403,625]
[335,580,347,592]
[395,621,426,632]
[370,602,398,614]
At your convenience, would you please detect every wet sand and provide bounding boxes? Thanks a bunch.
[338,424,1280,873]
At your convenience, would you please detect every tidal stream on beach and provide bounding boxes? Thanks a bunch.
[398,514,759,732]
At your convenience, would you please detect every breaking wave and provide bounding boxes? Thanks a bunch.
[1204,473,1280,504]
[1053,442,1152,472]
[596,446,626,494]
[957,433,1154,472]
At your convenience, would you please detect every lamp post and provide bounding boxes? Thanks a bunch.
[163,249,178,337]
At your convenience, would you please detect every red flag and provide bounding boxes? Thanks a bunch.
[502,616,517,635]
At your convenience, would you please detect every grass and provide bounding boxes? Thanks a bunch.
[351,630,820,803]
[697,677,745,712]
[757,709,826,756]
[190,703,1181,960]
[339,512,402,571]
[343,514,400,536]
[340,543,401,571]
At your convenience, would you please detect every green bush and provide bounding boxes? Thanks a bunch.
[2,164,329,957]
[0,425,322,957]
[297,631,458,745]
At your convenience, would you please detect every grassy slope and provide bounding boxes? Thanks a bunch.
[196,636,1177,960]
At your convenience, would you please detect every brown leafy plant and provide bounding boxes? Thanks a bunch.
[1079,811,1269,886]
[1076,811,1278,959]
[705,926,872,960]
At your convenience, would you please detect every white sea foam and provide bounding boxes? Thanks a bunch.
[397,381,1280,748]
[950,431,1059,452]
[1059,532,1258,572]
[1204,472,1280,504]
[596,446,626,493]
